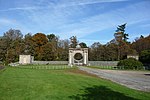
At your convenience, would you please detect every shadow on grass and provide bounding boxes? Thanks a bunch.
[69,86,138,100]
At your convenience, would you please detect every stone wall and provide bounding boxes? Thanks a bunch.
[32,61,68,65]
[32,61,118,66]
[89,61,118,66]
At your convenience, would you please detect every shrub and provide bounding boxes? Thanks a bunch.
[139,50,150,64]
[117,58,143,70]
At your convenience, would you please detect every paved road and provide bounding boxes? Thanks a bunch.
[78,66,150,92]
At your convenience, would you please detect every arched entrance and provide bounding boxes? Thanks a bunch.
[69,45,88,66]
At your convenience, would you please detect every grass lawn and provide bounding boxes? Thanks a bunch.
[87,66,150,71]
[0,66,150,100]
[87,66,115,69]
[16,64,72,70]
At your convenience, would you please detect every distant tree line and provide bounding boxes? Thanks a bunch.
[0,24,150,65]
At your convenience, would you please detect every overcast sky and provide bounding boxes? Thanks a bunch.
[0,0,150,45]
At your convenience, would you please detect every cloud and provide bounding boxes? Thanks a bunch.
[0,0,150,44]
[16,1,150,38]
[0,0,126,12]
[0,18,31,35]
[0,6,47,12]
[57,0,127,7]
[57,0,150,38]
[0,18,14,25]
[48,0,150,45]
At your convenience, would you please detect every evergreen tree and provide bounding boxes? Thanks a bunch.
[115,23,129,42]
[70,36,78,48]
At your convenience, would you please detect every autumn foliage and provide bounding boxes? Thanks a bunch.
[0,28,150,65]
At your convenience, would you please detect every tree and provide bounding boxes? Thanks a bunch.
[115,23,128,42]
[70,36,78,48]
[104,43,118,61]
[32,33,48,47]
[3,29,23,51]
[131,35,150,53]
[24,33,34,55]
[0,37,7,62]
[5,49,17,64]
[4,29,23,41]
[139,50,150,64]
[114,23,131,60]
[89,42,104,61]
[79,42,87,48]
[32,33,48,60]
[47,34,58,42]
[47,34,60,60]
[57,39,69,61]
[40,43,57,61]
[2,29,24,64]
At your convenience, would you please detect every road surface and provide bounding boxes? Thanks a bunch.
[78,66,150,92]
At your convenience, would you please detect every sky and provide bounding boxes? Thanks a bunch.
[0,0,150,46]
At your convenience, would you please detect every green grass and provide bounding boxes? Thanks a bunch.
[0,66,150,100]
[87,66,116,69]
[87,66,150,71]
[15,64,73,70]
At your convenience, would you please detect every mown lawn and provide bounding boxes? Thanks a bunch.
[0,66,150,100]
[87,66,115,69]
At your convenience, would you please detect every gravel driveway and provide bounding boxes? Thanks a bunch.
[78,66,150,92]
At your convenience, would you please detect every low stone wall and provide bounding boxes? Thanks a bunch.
[32,61,118,66]
[32,61,68,65]
[89,61,118,66]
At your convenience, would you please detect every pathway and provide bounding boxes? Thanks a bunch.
[78,66,150,92]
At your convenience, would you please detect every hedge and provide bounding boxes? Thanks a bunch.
[117,58,143,70]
